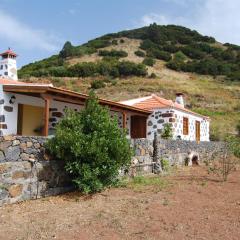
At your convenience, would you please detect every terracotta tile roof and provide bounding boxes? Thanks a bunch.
[120,94,210,119]
[0,49,17,57]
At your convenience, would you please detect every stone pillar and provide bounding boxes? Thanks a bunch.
[153,133,162,173]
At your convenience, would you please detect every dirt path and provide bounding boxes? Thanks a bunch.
[0,167,240,240]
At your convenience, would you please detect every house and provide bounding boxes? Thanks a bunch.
[120,94,210,141]
[0,49,210,141]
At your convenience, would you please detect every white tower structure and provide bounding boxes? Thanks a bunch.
[0,48,18,81]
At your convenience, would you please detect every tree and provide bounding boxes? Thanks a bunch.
[59,41,74,58]
[46,92,132,193]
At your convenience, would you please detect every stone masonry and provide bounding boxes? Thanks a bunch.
[0,136,72,206]
[0,135,227,206]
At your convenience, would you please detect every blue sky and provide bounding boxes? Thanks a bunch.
[0,0,239,67]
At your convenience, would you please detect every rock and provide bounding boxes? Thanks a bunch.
[26,142,33,148]
[12,171,31,180]
[0,141,12,151]
[0,188,8,200]
[20,142,27,150]
[20,153,30,161]
[3,135,15,141]
[8,184,23,198]
[0,163,9,174]
[12,140,20,146]
[34,143,41,149]
[0,151,5,162]
[5,146,20,161]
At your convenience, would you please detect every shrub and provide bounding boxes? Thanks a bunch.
[120,39,125,43]
[112,39,118,45]
[90,80,106,89]
[147,49,172,61]
[174,51,187,61]
[117,61,147,76]
[46,92,132,193]
[149,73,157,78]
[135,50,145,57]
[161,124,173,139]
[98,49,128,58]
[142,57,156,66]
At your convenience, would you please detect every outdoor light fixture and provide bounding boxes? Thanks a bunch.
[9,95,16,104]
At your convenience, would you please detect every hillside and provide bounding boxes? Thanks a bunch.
[18,24,240,139]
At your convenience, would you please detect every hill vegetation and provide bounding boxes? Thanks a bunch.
[18,24,240,139]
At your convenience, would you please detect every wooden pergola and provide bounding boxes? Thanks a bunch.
[3,84,151,137]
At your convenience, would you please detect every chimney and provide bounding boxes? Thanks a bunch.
[175,93,184,107]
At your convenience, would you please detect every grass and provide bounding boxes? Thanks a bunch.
[117,175,170,192]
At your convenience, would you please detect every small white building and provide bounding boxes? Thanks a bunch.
[0,49,18,81]
[120,94,210,142]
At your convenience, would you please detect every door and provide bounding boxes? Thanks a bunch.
[130,116,147,138]
[195,121,200,142]
[17,104,44,136]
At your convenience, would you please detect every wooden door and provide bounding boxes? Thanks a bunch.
[131,116,147,138]
[195,121,200,142]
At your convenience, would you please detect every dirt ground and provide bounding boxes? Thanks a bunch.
[0,167,240,240]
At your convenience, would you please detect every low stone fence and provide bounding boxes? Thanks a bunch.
[131,137,227,173]
[0,135,227,206]
[0,136,71,206]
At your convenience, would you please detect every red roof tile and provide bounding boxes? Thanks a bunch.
[122,94,210,119]
[0,49,17,57]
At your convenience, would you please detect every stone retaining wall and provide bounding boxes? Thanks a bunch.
[0,135,227,206]
[0,136,71,206]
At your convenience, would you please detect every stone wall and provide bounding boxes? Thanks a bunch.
[0,135,227,206]
[0,136,71,206]
[131,137,227,173]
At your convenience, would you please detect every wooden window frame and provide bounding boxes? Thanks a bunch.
[183,117,189,135]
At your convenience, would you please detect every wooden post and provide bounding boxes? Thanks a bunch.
[43,97,50,136]
[122,112,127,129]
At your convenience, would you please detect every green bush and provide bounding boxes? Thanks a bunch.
[112,39,118,45]
[98,49,128,58]
[149,73,157,78]
[135,50,145,57]
[142,57,156,66]
[90,80,106,89]
[46,92,132,193]
[147,49,172,61]
[117,61,147,76]
[161,124,173,139]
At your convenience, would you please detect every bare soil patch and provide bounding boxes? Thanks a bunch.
[0,167,240,240]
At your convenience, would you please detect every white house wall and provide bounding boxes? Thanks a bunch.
[146,108,210,141]
[0,91,131,138]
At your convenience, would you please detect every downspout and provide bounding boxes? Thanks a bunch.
[0,84,3,136]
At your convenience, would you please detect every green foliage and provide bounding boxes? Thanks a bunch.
[111,39,118,45]
[174,51,187,61]
[134,50,145,57]
[117,61,147,77]
[227,136,240,158]
[149,73,157,78]
[98,49,128,58]
[161,124,173,139]
[147,49,172,61]
[46,92,132,193]
[142,57,156,66]
[161,158,170,172]
[18,24,240,81]
[90,80,106,89]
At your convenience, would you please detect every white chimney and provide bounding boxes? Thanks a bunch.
[175,93,184,107]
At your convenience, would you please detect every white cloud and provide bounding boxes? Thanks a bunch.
[0,10,61,51]
[138,0,240,45]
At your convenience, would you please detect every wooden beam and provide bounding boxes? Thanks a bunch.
[43,97,50,136]
[122,111,127,129]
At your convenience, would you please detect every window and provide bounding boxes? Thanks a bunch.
[5,65,8,69]
[0,65,3,70]
[4,72,8,76]
[183,117,189,135]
